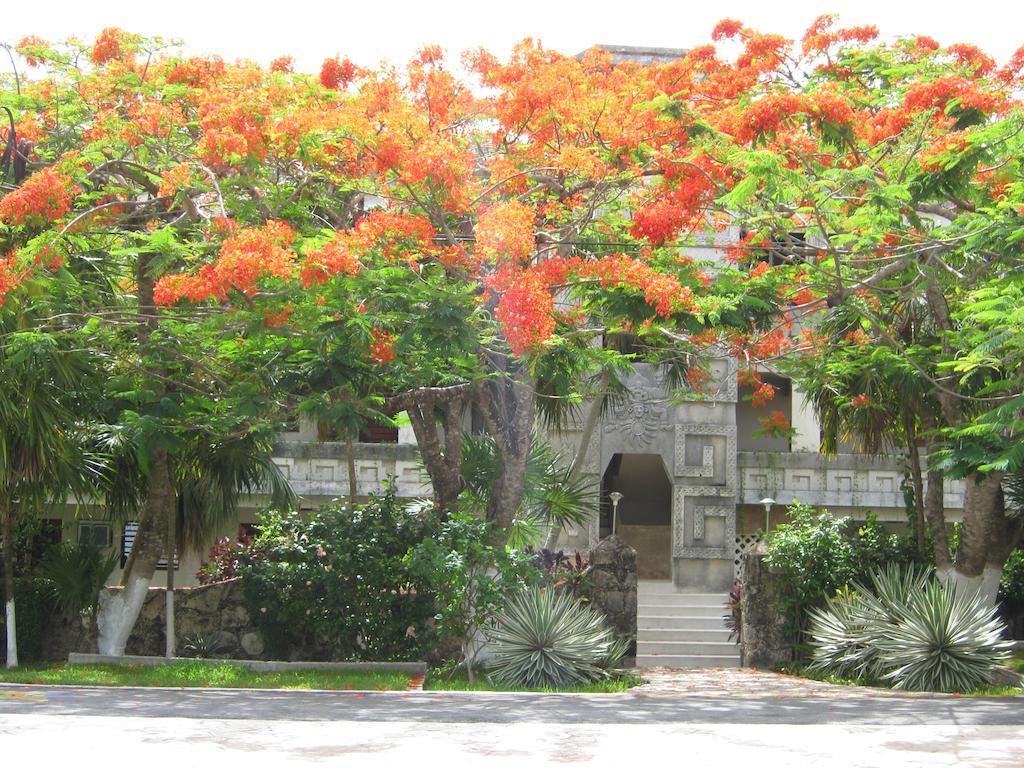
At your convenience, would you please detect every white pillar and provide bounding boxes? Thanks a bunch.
[790,384,820,453]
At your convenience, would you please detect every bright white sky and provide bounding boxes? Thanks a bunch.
[5,0,1020,72]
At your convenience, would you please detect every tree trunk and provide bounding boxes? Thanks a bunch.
[938,471,1009,606]
[2,508,17,668]
[477,364,537,534]
[346,434,358,506]
[924,465,951,571]
[902,412,927,559]
[542,372,608,550]
[165,491,179,659]
[97,447,174,656]
[389,385,469,516]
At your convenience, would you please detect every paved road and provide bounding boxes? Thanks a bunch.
[2,683,1023,724]
[1,684,1022,766]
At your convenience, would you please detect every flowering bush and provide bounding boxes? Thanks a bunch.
[238,487,437,661]
[196,529,254,585]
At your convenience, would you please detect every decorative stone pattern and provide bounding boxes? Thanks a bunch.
[739,550,792,669]
[737,451,966,512]
[693,506,731,540]
[672,423,738,560]
[114,579,272,659]
[580,535,638,657]
[270,442,430,500]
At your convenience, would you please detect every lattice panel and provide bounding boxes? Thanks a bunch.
[734,534,761,581]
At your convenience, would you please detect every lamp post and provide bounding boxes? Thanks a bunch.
[609,491,624,537]
[759,497,776,535]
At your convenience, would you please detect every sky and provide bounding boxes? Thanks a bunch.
[4,0,1021,72]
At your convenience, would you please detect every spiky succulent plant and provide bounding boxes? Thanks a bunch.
[485,586,626,688]
[808,565,1014,693]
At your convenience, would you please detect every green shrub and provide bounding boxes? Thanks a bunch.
[485,586,627,688]
[0,577,57,662]
[999,548,1024,613]
[764,502,919,645]
[405,513,538,679]
[808,565,1013,693]
[38,542,119,617]
[238,486,437,661]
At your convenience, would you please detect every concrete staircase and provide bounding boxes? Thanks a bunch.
[635,580,740,668]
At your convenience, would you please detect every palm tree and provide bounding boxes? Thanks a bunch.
[94,421,295,657]
[458,431,596,549]
[0,330,100,667]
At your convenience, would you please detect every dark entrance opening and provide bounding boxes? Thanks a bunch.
[601,453,672,580]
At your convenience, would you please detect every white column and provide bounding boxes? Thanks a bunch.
[790,384,820,453]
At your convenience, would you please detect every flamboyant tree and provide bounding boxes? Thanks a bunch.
[0,30,788,649]
[6,16,1020,650]
[624,15,1024,600]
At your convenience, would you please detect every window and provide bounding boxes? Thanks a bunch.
[121,521,178,569]
[78,522,112,548]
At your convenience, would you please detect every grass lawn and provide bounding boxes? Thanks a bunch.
[0,661,414,691]
[781,662,1024,697]
[424,668,644,693]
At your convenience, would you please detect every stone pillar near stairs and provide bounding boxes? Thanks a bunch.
[581,535,637,659]
[739,549,791,668]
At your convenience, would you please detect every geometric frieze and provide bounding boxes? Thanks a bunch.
[672,488,737,559]
[673,423,737,488]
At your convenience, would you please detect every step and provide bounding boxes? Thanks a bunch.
[637,628,733,643]
[638,615,731,631]
[636,591,729,606]
[638,603,726,617]
[636,580,682,594]
[636,640,740,656]
[635,654,741,669]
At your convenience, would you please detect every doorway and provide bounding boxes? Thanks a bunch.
[601,453,672,580]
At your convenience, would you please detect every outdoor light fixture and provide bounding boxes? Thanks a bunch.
[609,491,624,536]
[760,497,776,533]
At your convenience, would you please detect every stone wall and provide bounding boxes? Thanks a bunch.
[580,535,637,657]
[40,579,273,661]
[739,549,791,669]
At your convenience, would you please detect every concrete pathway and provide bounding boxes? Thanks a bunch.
[1,669,1021,766]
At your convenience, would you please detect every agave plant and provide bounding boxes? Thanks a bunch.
[486,586,626,688]
[182,630,229,659]
[874,579,1013,693]
[807,564,1014,693]
[807,585,881,680]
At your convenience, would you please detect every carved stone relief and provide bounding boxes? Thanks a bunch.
[605,386,668,448]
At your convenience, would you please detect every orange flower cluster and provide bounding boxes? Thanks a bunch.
[493,269,556,356]
[0,167,75,227]
[476,201,536,263]
[320,57,360,90]
[158,164,193,199]
[850,394,871,409]
[759,410,791,432]
[269,56,294,74]
[368,328,397,364]
[299,235,362,287]
[903,76,1004,117]
[751,381,776,408]
[15,36,48,67]
[154,221,296,304]
[90,27,132,66]
[577,255,692,318]
[0,253,28,307]
[801,15,878,55]
[347,210,437,261]
[166,56,227,88]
